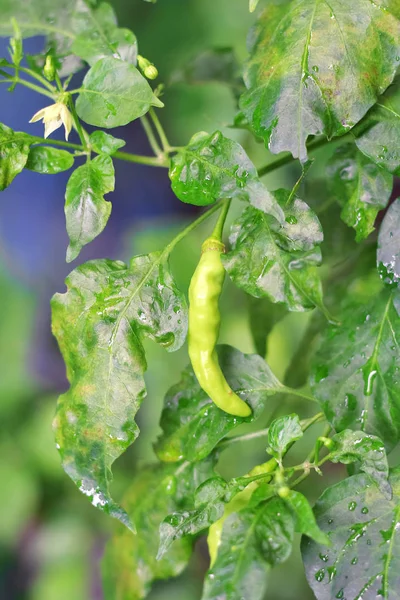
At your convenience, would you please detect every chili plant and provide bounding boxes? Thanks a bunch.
[0,1,400,599]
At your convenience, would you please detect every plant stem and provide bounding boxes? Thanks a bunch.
[257,135,337,178]
[113,150,169,167]
[282,386,319,403]
[149,107,171,152]
[217,428,271,449]
[27,134,169,166]
[0,73,54,98]
[165,201,225,256]
[218,411,325,450]
[67,96,89,151]
[30,136,82,151]
[5,64,56,92]
[140,115,163,157]
[211,199,231,240]
[290,424,332,489]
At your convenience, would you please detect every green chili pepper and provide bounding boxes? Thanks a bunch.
[188,236,252,418]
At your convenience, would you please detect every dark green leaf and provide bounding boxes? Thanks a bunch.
[0,123,32,190]
[154,344,284,462]
[327,144,393,242]
[355,78,400,175]
[240,1,400,160]
[311,290,400,450]
[158,490,225,560]
[71,2,138,66]
[223,190,325,312]
[89,131,126,155]
[302,468,400,600]
[377,198,400,288]
[284,490,330,546]
[51,254,187,529]
[102,459,215,600]
[158,474,267,560]
[267,414,303,460]
[329,430,391,498]
[202,498,295,600]
[76,57,163,128]
[65,154,115,262]
[169,131,283,220]
[248,296,288,357]
[26,146,74,174]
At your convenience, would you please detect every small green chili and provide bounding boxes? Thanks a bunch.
[188,236,252,418]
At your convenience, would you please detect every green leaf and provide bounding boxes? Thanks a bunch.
[51,254,188,530]
[202,498,295,600]
[26,146,74,174]
[158,474,268,560]
[240,1,400,160]
[0,123,32,190]
[267,414,303,460]
[284,490,330,546]
[311,290,400,450]
[76,57,163,128]
[377,198,400,288]
[302,468,400,600]
[329,430,391,498]
[327,144,393,242]
[0,1,136,75]
[223,189,325,312]
[89,131,126,155]
[355,78,400,175]
[102,459,215,600]
[154,344,284,462]
[169,131,283,221]
[65,154,115,262]
[248,296,288,356]
[71,2,138,66]
[158,477,226,560]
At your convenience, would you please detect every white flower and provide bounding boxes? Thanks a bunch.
[29,102,72,140]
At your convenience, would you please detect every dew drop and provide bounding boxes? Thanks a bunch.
[348,501,357,511]
[315,569,325,582]
[319,553,329,562]
[361,507,369,514]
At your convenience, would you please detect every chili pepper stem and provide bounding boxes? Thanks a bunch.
[211,199,231,241]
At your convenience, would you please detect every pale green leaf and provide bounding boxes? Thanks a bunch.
[26,146,74,174]
[223,190,325,312]
[76,57,163,128]
[377,198,400,288]
[0,123,32,190]
[51,254,187,529]
[241,0,400,160]
[65,155,115,262]
[329,430,391,498]
[267,414,303,460]
[327,144,393,242]
[89,131,126,155]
